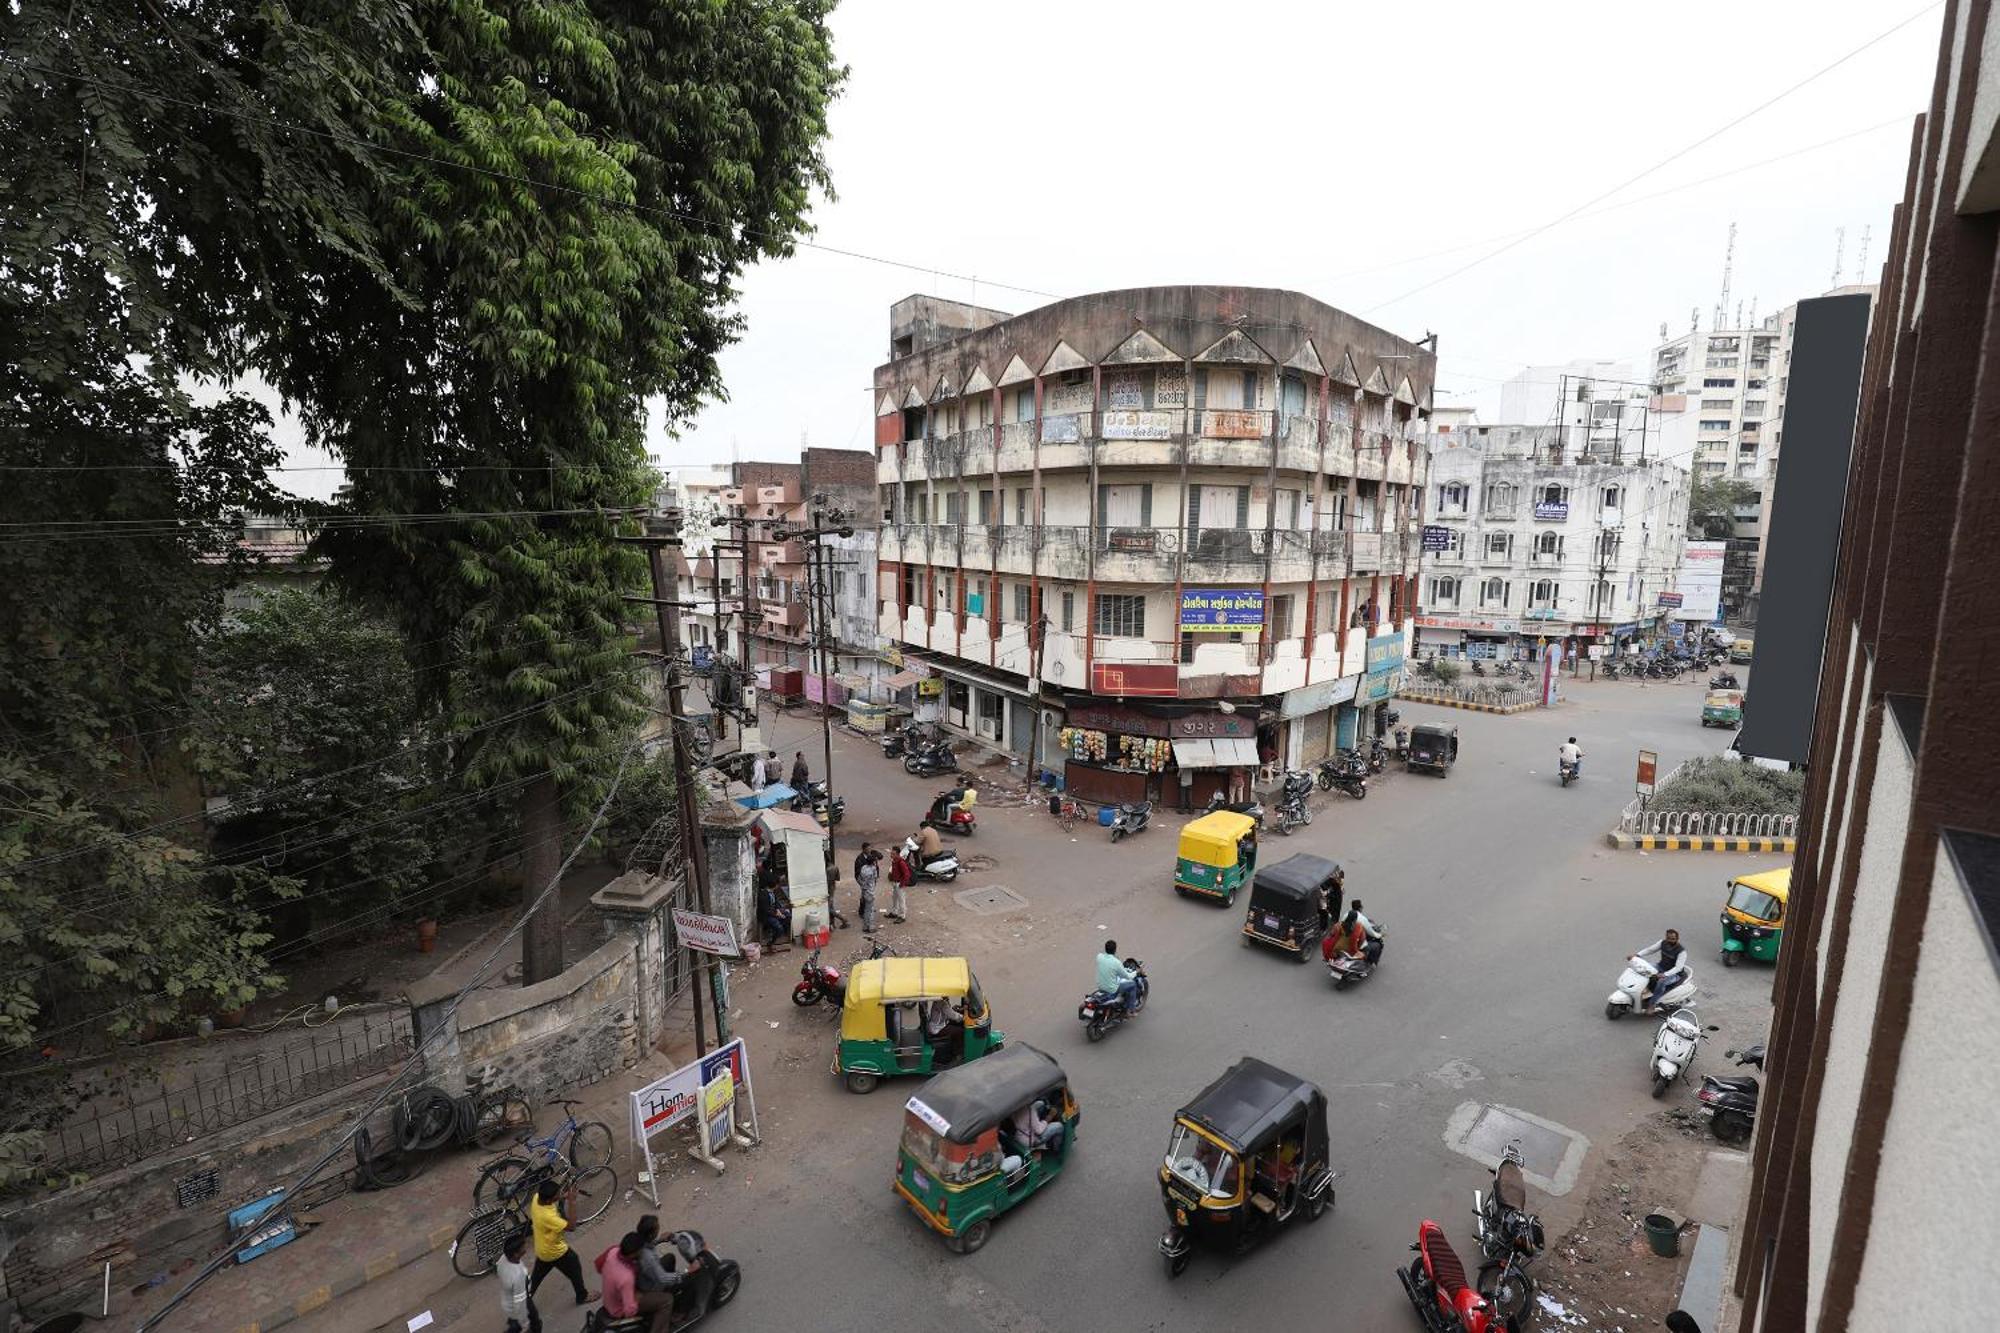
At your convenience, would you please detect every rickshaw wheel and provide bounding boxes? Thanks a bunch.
[844,1072,880,1094]
[949,1219,991,1255]
[1722,950,1741,968]
[1166,1249,1190,1278]
[1306,1184,1332,1221]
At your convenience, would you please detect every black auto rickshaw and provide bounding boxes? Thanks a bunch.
[1405,722,1458,775]
[1158,1057,1336,1276]
[1240,854,1342,963]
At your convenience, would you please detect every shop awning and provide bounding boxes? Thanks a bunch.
[1172,738,1260,769]
[883,669,926,689]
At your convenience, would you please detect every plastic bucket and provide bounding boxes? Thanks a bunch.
[1644,1213,1682,1258]
[1098,806,1116,827]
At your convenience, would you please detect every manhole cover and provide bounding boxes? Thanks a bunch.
[959,853,998,872]
[1444,1101,1590,1196]
[954,884,1027,916]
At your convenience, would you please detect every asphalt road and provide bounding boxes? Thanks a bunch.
[316,670,1781,1333]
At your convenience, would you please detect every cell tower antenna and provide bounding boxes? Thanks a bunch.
[1714,222,1737,328]
[1831,226,1846,288]
[1747,297,1759,328]
[1690,306,1700,334]
[1659,321,1669,343]
[1856,225,1872,283]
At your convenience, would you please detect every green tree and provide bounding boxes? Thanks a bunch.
[1688,473,1757,540]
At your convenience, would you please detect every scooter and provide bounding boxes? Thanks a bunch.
[920,791,977,836]
[1078,959,1149,1042]
[1695,1045,1763,1144]
[585,1230,741,1332]
[1649,1006,1718,1098]
[791,949,845,1006]
[1472,1139,1545,1325]
[903,742,958,778]
[900,836,961,883]
[1398,1218,1503,1333]
[796,779,844,826]
[1109,801,1153,843]
[1606,957,1696,1020]
[1558,757,1580,787]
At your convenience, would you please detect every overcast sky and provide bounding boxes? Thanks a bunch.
[283,0,1943,497]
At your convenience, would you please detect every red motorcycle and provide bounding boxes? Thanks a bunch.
[921,790,977,836]
[791,949,844,1007]
[1398,1218,1510,1332]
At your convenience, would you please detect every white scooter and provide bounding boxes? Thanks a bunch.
[1648,1006,1719,1098]
[1605,956,1696,1020]
[900,836,960,883]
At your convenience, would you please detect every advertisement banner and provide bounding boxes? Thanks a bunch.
[671,909,741,958]
[1364,633,1405,701]
[1421,525,1453,552]
[1089,662,1178,698]
[1533,501,1570,521]
[1674,542,1726,620]
[1180,588,1265,630]
[630,1038,760,1201]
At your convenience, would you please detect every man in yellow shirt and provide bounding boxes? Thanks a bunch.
[527,1178,597,1306]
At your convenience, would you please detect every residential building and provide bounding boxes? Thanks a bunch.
[1495,359,1641,431]
[1731,7,2000,1326]
[872,287,1434,806]
[1419,419,1689,662]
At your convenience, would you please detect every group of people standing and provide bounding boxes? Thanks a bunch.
[844,839,912,934]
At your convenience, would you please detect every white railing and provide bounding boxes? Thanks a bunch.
[1616,758,1802,838]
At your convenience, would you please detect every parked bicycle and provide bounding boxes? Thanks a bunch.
[451,1157,616,1279]
[471,1098,615,1210]
[1047,792,1087,832]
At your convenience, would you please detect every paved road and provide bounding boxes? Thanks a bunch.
[311,672,1779,1333]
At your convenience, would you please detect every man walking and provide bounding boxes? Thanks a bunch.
[855,843,885,925]
[498,1231,540,1333]
[1177,764,1194,814]
[790,750,810,791]
[888,843,914,922]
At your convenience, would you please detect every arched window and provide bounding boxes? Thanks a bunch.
[1530,580,1557,608]
[1439,481,1469,512]
[1534,531,1562,560]
[1486,482,1516,515]
[1430,577,1460,607]
[1481,578,1506,606]
[1540,483,1567,506]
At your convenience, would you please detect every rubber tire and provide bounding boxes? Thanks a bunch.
[1491,1270,1533,1323]
[397,1086,459,1152]
[1111,827,1126,843]
[1173,886,1187,898]
[1304,808,1314,825]
[938,867,958,882]
[1722,950,1741,968]
[1713,1110,1754,1145]
[1605,1002,1626,1021]
[1306,1185,1332,1221]
[949,1219,992,1255]
[451,1209,519,1279]
[471,1093,534,1150]
[566,1164,617,1226]
[711,1265,742,1308]
[792,985,823,1006]
[1085,1020,1106,1043]
[1334,975,1351,991]
[1293,944,1308,965]
[473,1155,535,1212]
[845,1071,880,1094]
[1652,1073,1672,1099]
[566,1121,614,1172]
[1166,1249,1190,1279]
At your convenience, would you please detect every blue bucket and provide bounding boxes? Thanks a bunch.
[1097,805,1116,827]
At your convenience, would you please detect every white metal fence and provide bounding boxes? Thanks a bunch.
[1617,759,1801,839]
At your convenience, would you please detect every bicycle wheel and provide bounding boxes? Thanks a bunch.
[566,1164,617,1227]
[472,1092,535,1149]
[472,1155,534,1212]
[451,1208,521,1279]
[565,1121,615,1171]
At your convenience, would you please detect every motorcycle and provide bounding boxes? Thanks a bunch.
[1472,1140,1545,1325]
[1326,933,1383,990]
[1709,672,1740,690]
[920,790,977,836]
[1648,1006,1717,1098]
[1606,956,1697,1020]
[1078,958,1149,1042]
[791,949,845,1006]
[1695,1044,1763,1144]
[1326,754,1368,801]
[585,1229,741,1332]
[880,725,913,759]
[1392,726,1411,761]
[903,742,958,778]
[1365,737,1389,775]
[1275,771,1315,836]
[1398,1218,1504,1333]
[1204,790,1266,831]
[795,779,844,826]
[1471,659,1488,677]
[1558,757,1580,787]
[1602,660,1623,680]
[1109,801,1153,843]
[900,835,961,883]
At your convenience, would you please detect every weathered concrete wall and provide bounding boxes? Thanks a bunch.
[701,807,758,943]
[456,934,640,1104]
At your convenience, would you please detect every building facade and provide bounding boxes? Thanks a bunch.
[1419,423,1689,661]
[872,288,1434,805]
[1733,2,2000,1325]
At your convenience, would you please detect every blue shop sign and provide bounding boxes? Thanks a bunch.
[1180,588,1265,630]
[1364,632,1405,701]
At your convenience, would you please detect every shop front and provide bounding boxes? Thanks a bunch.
[1413,614,1518,660]
[1057,700,1259,807]
[1280,673,1361,768]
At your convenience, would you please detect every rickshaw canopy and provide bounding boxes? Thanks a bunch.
[1177,1056,1329,1155]
[1178,811,1259,867]
[1248,854,1339,913]
[1409,722,1458,744]
[905,1043,1066,1145]
[1728,867,1791,912]
[1705,689,1744,708]
[840,957,975,1042]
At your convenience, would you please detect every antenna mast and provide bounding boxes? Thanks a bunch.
[1831,226,1846,288]
[1856,225,1872,283]
[1714,222,1737,329]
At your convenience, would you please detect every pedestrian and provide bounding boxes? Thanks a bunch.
[1177,764,1194,813]
[499,1231,541,1333]
[527,1178,597,1307]
[790,750,809,790]
[858,851,879,934]
[750,751,768,789]
[825,845,849,929]
[856,843,887,923]
[888,843,913,921]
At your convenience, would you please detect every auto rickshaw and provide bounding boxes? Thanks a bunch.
[1173,810,1260,905]
[1158,1056,1336,1277]
[1720,867,1789,966]
[1729,637,1755,664]
[1405,722,1459,775]
[1702,689,1744,728]
[893,1043,1079,1255]
[833,956,1003,1093]
[1240,853,1342,962]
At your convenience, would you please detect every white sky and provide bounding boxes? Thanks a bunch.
[283,0,1944,498]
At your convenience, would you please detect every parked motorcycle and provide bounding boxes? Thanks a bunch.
[920,789,978,836]
[1695,1044,1763,1143]
[1392,726,1411,761]
[1365,737,1389,775]
[586,1229,741,1332]
[900,835,961,883]
[1204,790,1266,830]
[1606,957,1697,1020]
[1472,1139,1545,1324]
[1326,754,1368,801]
[903,742,958,778]
[1276,771,1315,836]
[795,779,845,826]
[791,949,846,1006]
[880,724,914,759]
[1648,1006,1718,1097]
[1709,672,1740,690]
[1398,1218,1504,1333]
[1602,660,1623,680]
[1078,958,1149,1042]
[1109,801,1153,843]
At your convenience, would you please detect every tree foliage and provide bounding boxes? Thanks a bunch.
[1688,473,1757,540]
[1650,757,1804,815]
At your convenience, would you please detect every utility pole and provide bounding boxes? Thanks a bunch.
[780,498,855,813]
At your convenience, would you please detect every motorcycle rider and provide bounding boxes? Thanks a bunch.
[1558,736,1583,778]
[1095,940,1141,1013]
[915,822,944,866]
[1322,909,1369,965]
[1632,928,1687,1011]
[1348,898,1384,963]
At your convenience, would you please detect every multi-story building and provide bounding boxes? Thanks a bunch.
[1419,419,1689,662]
[872,288,1435,807]
[1495,359,1642,433]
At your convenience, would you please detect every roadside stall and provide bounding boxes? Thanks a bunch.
[751,807,829,947]
[1058,702,1258,807]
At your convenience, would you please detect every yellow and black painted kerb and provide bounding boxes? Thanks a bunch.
[1606,833,1797,853]
[232,1222,459,1333]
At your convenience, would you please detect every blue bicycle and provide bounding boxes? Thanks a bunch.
[471,1098,615,1211]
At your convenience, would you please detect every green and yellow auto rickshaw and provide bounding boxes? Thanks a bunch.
[893,1043,1078,1254]
[833,956,1002,1094]
[1720,867,1789,966]
[1702,689,1744,728]
[1173,810,1260,905]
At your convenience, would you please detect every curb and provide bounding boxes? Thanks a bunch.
[1395,694,1540,716]
[231,1220,459,1333]
[1606,833,1796,853]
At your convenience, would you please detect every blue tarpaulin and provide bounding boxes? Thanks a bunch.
[737,783,798,810]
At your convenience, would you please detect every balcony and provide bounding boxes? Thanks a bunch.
[1039,412,1093,471]
[1277,414,1321,472]
[755,482,799,506]
[1350,531,1387,573]
[757,540,805,569]
[761,601,806,631]
[876,451,901,487]
[996,421,1037,473]
[1184,527,1264,581]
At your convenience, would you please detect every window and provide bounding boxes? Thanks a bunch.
[1533,531,1564,562]
[1529,579,1557,609]
[1438,481,1470,513]
[1485,482,1517,515]
[1429,577,1461,607]
[1595,531,1620,561]
[1096,482,1154,530]
[1743,400,1767,415]
[1275,488,1302,529]
[1484,531,1512,561]
[1438,527,1464,559]
[1013,583,1031,624]
[1601,485,1622,510]
[833,569,848,597]
[1094,593,1145,638]
[1539,483,1568,507]
[902,566,918,609]
[964,577,985,616]
[1015,488,1030,525]
[1187,483,1250,532]
[1700,419,1734,432]
[1703,377,1737,388]
[1060,589,1075,632]
[1705,356,1739,369]
[911,492,929,524]
[1700,398,1735,411]
[1012,389,1034,423]
[1480,578,1507,606]
[881,484,897,523]
[977,489,994,524]
[1268,594,1294,640]
[944,491,964,523]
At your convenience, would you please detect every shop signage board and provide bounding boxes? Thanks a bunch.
[671,909,741,958]
[1364,632,1405,702]
[1421,525,1453,552]
[1414,615,1518,634]
[1533,500,1570,521]
[1101,409,1176,440]
[1636,749,1659,797]
[1674,542,1726,620]
[630,1038,761,1200]
[1278,673,1361,717]
[1180,588,1265,630]
[1089,662,1178,697]
[1656,591,1684,608]
[1066,702,1253,737]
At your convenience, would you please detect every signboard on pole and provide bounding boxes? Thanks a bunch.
[1636,749,1659,797]
[630,1038,762,1202]
[1656,591,1684,608]
[671,909,741,958]
[700,1069,736,1155]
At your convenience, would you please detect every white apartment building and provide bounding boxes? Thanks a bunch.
[1419,422,1690,661]
[1496,359,1642,432]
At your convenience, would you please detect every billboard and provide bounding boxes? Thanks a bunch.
[1180,588,1265,630]
[1674,542,1726,621]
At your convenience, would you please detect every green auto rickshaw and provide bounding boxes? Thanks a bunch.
[1720,867,1789,966]
[1702,689,1744,728]
[833,956,1002,1093]
[1173,809,1260,905]
[893,1042,1078,1254]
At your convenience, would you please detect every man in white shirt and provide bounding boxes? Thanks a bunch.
[1558,737,1583,777]
[499,1231,540,1333]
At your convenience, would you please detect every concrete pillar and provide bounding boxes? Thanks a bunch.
[590,870,676,1055]
[406,972,467,1094]
[700,806,758,942]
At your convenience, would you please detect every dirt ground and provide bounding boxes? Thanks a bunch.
[1534,1111,1715,1331]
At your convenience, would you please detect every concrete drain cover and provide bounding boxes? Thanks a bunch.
[1443,1101,1590,1197]
[954,884,1027,916]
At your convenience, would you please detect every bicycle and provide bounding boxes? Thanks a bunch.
[450,1158,617,1279]
[471,1098,615,1211]
[1051,794,1085,833]
[466,1085,535,1150]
